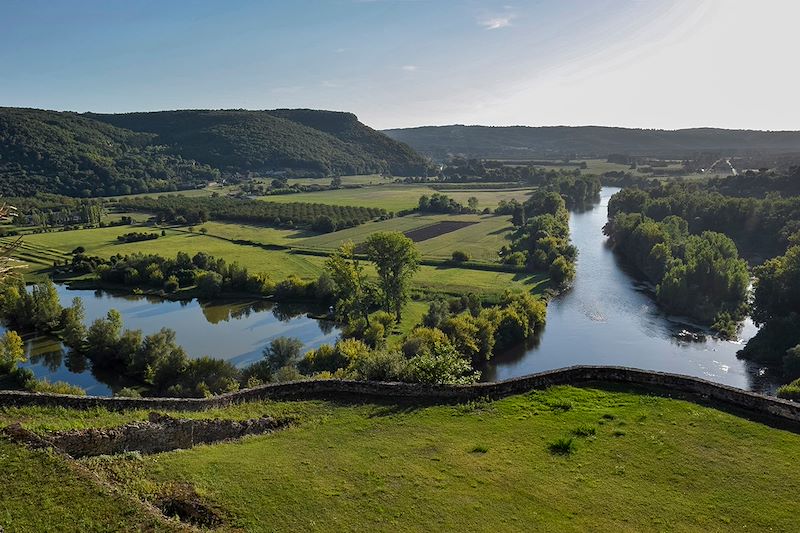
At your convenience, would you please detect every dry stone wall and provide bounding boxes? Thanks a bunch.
[1,365,799,424]
[3,412,288,457]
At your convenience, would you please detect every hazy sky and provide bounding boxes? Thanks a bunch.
[1,0,797,130]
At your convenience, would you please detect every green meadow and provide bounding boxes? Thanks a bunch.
[3,385,799,532]
[259,185,535,212]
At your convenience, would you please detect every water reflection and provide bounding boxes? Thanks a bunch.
[11,286,340,396]
[485,187,780,394]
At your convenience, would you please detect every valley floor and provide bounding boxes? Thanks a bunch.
[2,385,799,532]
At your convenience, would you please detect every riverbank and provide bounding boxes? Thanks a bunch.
[486,187,780,394]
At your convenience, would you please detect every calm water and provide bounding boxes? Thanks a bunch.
[14,288,339,396]
[10,187,779,395]
[484,187,779,393]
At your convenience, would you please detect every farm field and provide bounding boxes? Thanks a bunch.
[9,227,326,280]
[182,221,312,245]
[6,222,540,297]
[299,213,514,262]
[259,185,536,212]
[5,386,799,531]
[283,174,391,186]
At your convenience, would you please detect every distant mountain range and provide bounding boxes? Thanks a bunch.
[383,125,800,161]
[0,107,426,197]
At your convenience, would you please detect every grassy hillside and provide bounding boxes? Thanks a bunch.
[0,107,427,197]
[384,124,800,160]
[2,385,799,531]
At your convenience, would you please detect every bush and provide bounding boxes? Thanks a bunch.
[312,215,337,233]
[164,275,180,293]
[115,387,142,398]
[29,379,86,396]
[451,250,470,262]
[777,379,800,401]
[196,271,223,298]
[349,350,408,382]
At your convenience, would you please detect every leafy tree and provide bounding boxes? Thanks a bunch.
[263,337,305,372]
[0,331,25,370]
[312,215,337,233]
[364,232,420,320]
[422,299,449,329]
[61,297,87,349]
[325,241,373,324]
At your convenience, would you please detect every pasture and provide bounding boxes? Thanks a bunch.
[5,386,799,531]
[7,220,539,297]
[299,213,514,262]
[283,174,391,186]
[259,185,535,212]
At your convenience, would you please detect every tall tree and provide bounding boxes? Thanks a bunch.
[325,241,372,325]
[364,232,420,321]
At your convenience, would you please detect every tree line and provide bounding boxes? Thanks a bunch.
[502,190,577,286]
[115,195,386,230]
[604,211,749,336]
[607,181,800,260]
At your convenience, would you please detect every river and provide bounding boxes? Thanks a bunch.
[484,187,778,393]
[13,186,779,395]
[17,290,340,396]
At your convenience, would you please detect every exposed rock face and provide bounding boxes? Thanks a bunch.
[3,412,288,458]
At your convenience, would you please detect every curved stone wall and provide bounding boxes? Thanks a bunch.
[1,366,799,423]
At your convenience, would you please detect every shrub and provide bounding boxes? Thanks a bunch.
[195,271,223,298]
[422,299,449,329]
[164,275,180,293]
[115,387,142,398]
[363,322,386,348]
[349,349,408,382]
[299,344,348,374]
[777,379,800,401]
[29,379,86,396]
[405,343,479,385]
[71,246,86,254]
[451,250,470,262]
[312,215,337,233]
[272,365,305,383]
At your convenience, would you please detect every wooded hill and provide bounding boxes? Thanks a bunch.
[0,107,427,197]
[383,125,800,161]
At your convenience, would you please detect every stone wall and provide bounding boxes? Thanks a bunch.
[3,412,288,457]
[1,365,799,424]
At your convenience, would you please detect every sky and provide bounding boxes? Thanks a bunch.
[1,0,797,130]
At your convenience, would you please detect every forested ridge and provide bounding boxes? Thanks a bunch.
[0,107,427,197]
[89,109,427,176]
[384,124,800,160]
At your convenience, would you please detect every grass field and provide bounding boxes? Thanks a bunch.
[283,174,391,187]
[9,226,326,280]
[3,385,799,531]
[260,185,535,212]
[299,214,513,261]
[6,222,542,297]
